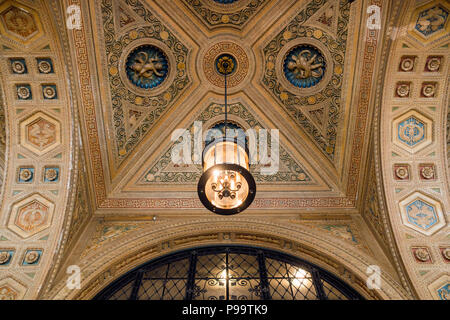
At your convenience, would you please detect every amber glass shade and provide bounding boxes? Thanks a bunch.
[198,137,256,215]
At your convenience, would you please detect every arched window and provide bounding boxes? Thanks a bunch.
[95,246,363,300]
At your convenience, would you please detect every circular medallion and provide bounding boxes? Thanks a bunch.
[24,251,40,264]
[17,86,30,99]
[0,252,10,265]
[414,248,430,262]
[203,42,249,88]
[12,61,26,74]
[283,44,326,88]
[420,166,435,179]
[215,54,237,75]
[422,84,435,97]
[125,45,169,89]
[43,86,56,99]
[443,248,450,261]
[19,169,33,182]
[427,57,441,71]
[38,61,52,74]
[400,58,414,71]
[45,168,58,181]
[213,0,238,3]
[396,84,410,97]
[395,167,409,180]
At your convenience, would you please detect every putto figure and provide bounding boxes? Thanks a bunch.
[130,51,164,78]
[125,45,169,89]
[284,44,326,88]
[287,50,324,79]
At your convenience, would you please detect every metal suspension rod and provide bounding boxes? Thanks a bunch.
[224,67,228,137]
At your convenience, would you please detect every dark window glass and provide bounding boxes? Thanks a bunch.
[94,246,363,300]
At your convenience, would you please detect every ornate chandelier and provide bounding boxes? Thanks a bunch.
[197,55,256,215]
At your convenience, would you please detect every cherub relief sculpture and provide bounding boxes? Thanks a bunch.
[287,50,324,79]
[130,51,164,79]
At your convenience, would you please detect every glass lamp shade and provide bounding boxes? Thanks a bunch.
[198,137,256,215]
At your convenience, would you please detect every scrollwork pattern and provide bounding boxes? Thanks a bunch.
[262,0,350,159]
[101,0,189,162]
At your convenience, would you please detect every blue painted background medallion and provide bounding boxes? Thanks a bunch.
[125,45,169,89]
[415,5,448,37]
[215,54,237,75]
[283,44,326,88]
[437,284,449,300]
[405,199,437,231]
[398,116,425,147]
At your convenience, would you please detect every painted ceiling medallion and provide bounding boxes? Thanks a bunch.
[283,44,326,89]
[398,116,425,147]
[415,5,448,37]
[1,5,37,38]
[216,54,236,75]
[203,41,249,88]
[125,45,169,89]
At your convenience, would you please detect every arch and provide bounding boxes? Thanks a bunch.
[94,245,364,300]
[45,218,409,300]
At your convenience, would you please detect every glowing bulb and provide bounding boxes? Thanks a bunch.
[220,270,227,279]
[292,268,307,287]
[295,268,307,278]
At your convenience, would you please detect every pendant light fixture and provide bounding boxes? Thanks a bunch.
[197,54,256,215]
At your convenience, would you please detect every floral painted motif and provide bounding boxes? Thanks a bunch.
[405,199,438,231]
[398,117,425,147]
[15,200,48,232]
[26,118,56,149]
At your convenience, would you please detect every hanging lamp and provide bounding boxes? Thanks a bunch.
[197,54,256,215]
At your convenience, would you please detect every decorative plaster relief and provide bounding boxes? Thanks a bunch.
[428,275,449,300]
[7,194,55,239]
[19,112,61,156]
[393,110,433,154]
[411,247,433,263]
[393,164,410,181]
[0,1,43,43]
[399,192,445,236]
[0,278,27,300]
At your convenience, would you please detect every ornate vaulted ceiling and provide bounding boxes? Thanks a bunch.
[0,0,448,300]
[80,0,366,213]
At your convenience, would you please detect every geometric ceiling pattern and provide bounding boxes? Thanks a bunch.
[378,0,449,300]
[79,0,373,212]
[0,0,448,300]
